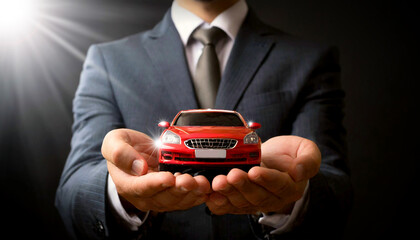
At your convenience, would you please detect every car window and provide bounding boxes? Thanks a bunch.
[174,112,244,127]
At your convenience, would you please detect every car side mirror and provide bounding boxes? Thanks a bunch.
[158,121,170,128]
[248,122,261,130]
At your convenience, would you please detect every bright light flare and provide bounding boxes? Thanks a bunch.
[0,0,37,35]
[154,139,162,148]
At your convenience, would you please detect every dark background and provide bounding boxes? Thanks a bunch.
[1,0,418,239]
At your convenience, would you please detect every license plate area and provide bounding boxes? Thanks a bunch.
[195,149,226,159]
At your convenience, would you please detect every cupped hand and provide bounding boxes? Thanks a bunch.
[102,129,211,212]
[206,135,321,215]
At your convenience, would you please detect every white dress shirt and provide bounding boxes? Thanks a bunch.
[107,0,310,234]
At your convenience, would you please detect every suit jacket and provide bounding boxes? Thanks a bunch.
[55,9,352,240]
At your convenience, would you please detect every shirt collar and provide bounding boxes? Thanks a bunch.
[171,0,248,46]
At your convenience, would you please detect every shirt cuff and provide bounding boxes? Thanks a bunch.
[258,180,310,234]
[107,174,150,231]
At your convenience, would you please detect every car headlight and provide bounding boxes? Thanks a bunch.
[161,130,181,144]
[244,132,259,144]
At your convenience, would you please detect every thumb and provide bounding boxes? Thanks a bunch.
[131,159,148,176]
[289,150,321,182]
[102,129,150,176]
[288,138,321,182]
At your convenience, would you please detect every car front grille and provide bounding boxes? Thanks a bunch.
[185,139,237,149]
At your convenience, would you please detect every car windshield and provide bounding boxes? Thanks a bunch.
[174,112,244,127]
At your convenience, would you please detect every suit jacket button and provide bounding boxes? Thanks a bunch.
[95,220,105,234]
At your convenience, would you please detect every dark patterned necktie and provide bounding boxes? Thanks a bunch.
[192,27,226,108]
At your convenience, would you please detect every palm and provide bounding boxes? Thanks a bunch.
[103,129,211,213]
[261,136,321,181]
[206,135,321,215]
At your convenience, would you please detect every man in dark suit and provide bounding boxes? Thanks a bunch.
[55,0,352,239]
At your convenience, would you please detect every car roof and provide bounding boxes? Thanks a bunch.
[179,109,237,114]
[171,109,247,127]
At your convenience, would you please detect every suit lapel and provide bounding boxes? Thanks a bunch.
[143,11,198,110]
[215,11,275,110]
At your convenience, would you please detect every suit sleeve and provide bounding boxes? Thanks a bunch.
[280,46,353,239]
[55,45,126,239]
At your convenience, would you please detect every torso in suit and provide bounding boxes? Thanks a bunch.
[56,8,352,240]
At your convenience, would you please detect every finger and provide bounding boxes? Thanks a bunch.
[108,163,177,212]
[213,175,249,207]
[175,173,198,192]
[157,174,209,206]
[124,129,160,170]
[212,175,231,193]
[248,166,299,199]
[102,129,149,176]
[174,191,208,210]
[131,138,159,170]
[222,169,253,209]
[130,172,175,198]
[261,136,321,181]
[206,192,233,215]
[225,167,278,208]
[163,173,199,197]
[226,168,249,188]
[172,175,211,209]
[207,192,261,215]
[209,192,229,206]
[152,189,193,211]
[107,160,141,188]
[213,174,248,208]
[289,139,321,182]
[194,175,212,194]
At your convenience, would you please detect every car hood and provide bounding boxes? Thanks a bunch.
[169,126,252,139]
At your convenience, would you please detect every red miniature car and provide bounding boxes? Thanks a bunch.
[158,109,261,177]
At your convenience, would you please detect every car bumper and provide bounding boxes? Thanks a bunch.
[158,143,261,166]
